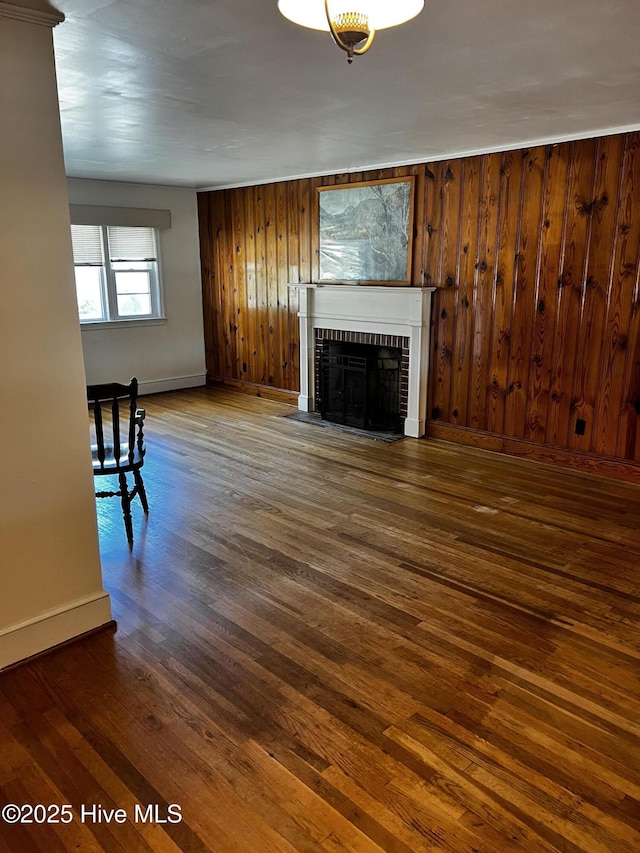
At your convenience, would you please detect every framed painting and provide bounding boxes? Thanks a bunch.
[318,176,414,284]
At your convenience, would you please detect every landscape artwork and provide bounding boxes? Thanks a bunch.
[318,178,414,283]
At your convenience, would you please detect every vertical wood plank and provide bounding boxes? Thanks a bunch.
[231,189,248,381]
[525,144,568,443]
[410,164,426,286]
[613,134,640,461]
[594,133,640,457]
[214,191,230,380]
[423,162,441,288]
[224,190,240,379]
[468,154,501,431]
[546,139,597,446]
[310,177,322,284]
[487,150,522,435]
[286,181,301,392]
[299,178,312,286]
[424,162,443,419]
[626,314,640,462]
[197,193,215,381]
[568,136,623,452]
[254,185,268,386]
[243,186,259,383]
[618,138,640,461]
[216,191,233,380]
[430,161,461,422]
[449,157,481,427]
[264,183,278,386]
[504,147,545,439]
[275,181,289,390]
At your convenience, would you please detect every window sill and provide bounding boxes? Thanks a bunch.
[80,317,167,331]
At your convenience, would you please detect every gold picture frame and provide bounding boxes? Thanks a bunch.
[318,176,415,285]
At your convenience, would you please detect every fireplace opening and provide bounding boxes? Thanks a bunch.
[319,340,402,432]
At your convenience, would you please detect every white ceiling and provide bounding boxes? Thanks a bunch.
[52,0,640,190]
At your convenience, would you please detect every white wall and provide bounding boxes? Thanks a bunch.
[0,6,111,670]
[67,179,207,394]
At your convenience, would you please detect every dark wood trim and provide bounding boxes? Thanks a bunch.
[207,377,298,406]
[426,421,640,484]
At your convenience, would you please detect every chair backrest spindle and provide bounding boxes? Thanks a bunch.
[128,396,136,464]
[112,397,121,461]
[94,399,105,468]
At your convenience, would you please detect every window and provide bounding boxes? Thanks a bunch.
[71,225,162,323]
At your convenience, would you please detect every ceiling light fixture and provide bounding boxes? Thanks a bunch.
[278,0,425,64]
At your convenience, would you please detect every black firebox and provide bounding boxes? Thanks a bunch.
[319,340,402,432]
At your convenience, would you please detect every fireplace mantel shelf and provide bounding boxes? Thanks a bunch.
[288,283,436,438]
[290,283,434,290]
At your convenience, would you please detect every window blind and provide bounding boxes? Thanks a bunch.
[70,224,104,265]
[107,226,157,262]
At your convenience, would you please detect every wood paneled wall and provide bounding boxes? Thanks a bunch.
[427,134,640,464]
[198,132,640,465]
[197,166,423,397]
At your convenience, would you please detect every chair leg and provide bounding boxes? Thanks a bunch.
[134,469,149,514]
[118,471,134,546]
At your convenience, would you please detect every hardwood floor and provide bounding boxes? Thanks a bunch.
[1,386,639,852]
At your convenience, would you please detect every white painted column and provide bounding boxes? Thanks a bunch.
[0,0,112,669]
[292,283,315,412]
[404,288,433,438]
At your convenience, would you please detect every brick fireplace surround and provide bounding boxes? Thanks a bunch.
[314,328,410,421]
[289,284,435,438]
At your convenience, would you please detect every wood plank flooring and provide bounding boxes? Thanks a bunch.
[1,386,639,852]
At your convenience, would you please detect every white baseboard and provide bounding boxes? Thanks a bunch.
[0,590,113,671]
[137,373,207,395]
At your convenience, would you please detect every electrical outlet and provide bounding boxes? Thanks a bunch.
[575,418,586,436]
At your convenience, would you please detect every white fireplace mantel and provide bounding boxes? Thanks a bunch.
[288,283,436,438]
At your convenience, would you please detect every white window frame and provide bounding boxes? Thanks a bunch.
[72,225,164,324]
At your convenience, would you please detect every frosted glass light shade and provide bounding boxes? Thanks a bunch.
[277,0,424,32]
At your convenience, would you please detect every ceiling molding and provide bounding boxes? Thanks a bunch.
[0,1,64,27]
[196,123,640,193]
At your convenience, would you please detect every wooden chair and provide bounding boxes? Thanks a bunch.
[87,377,148,546]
